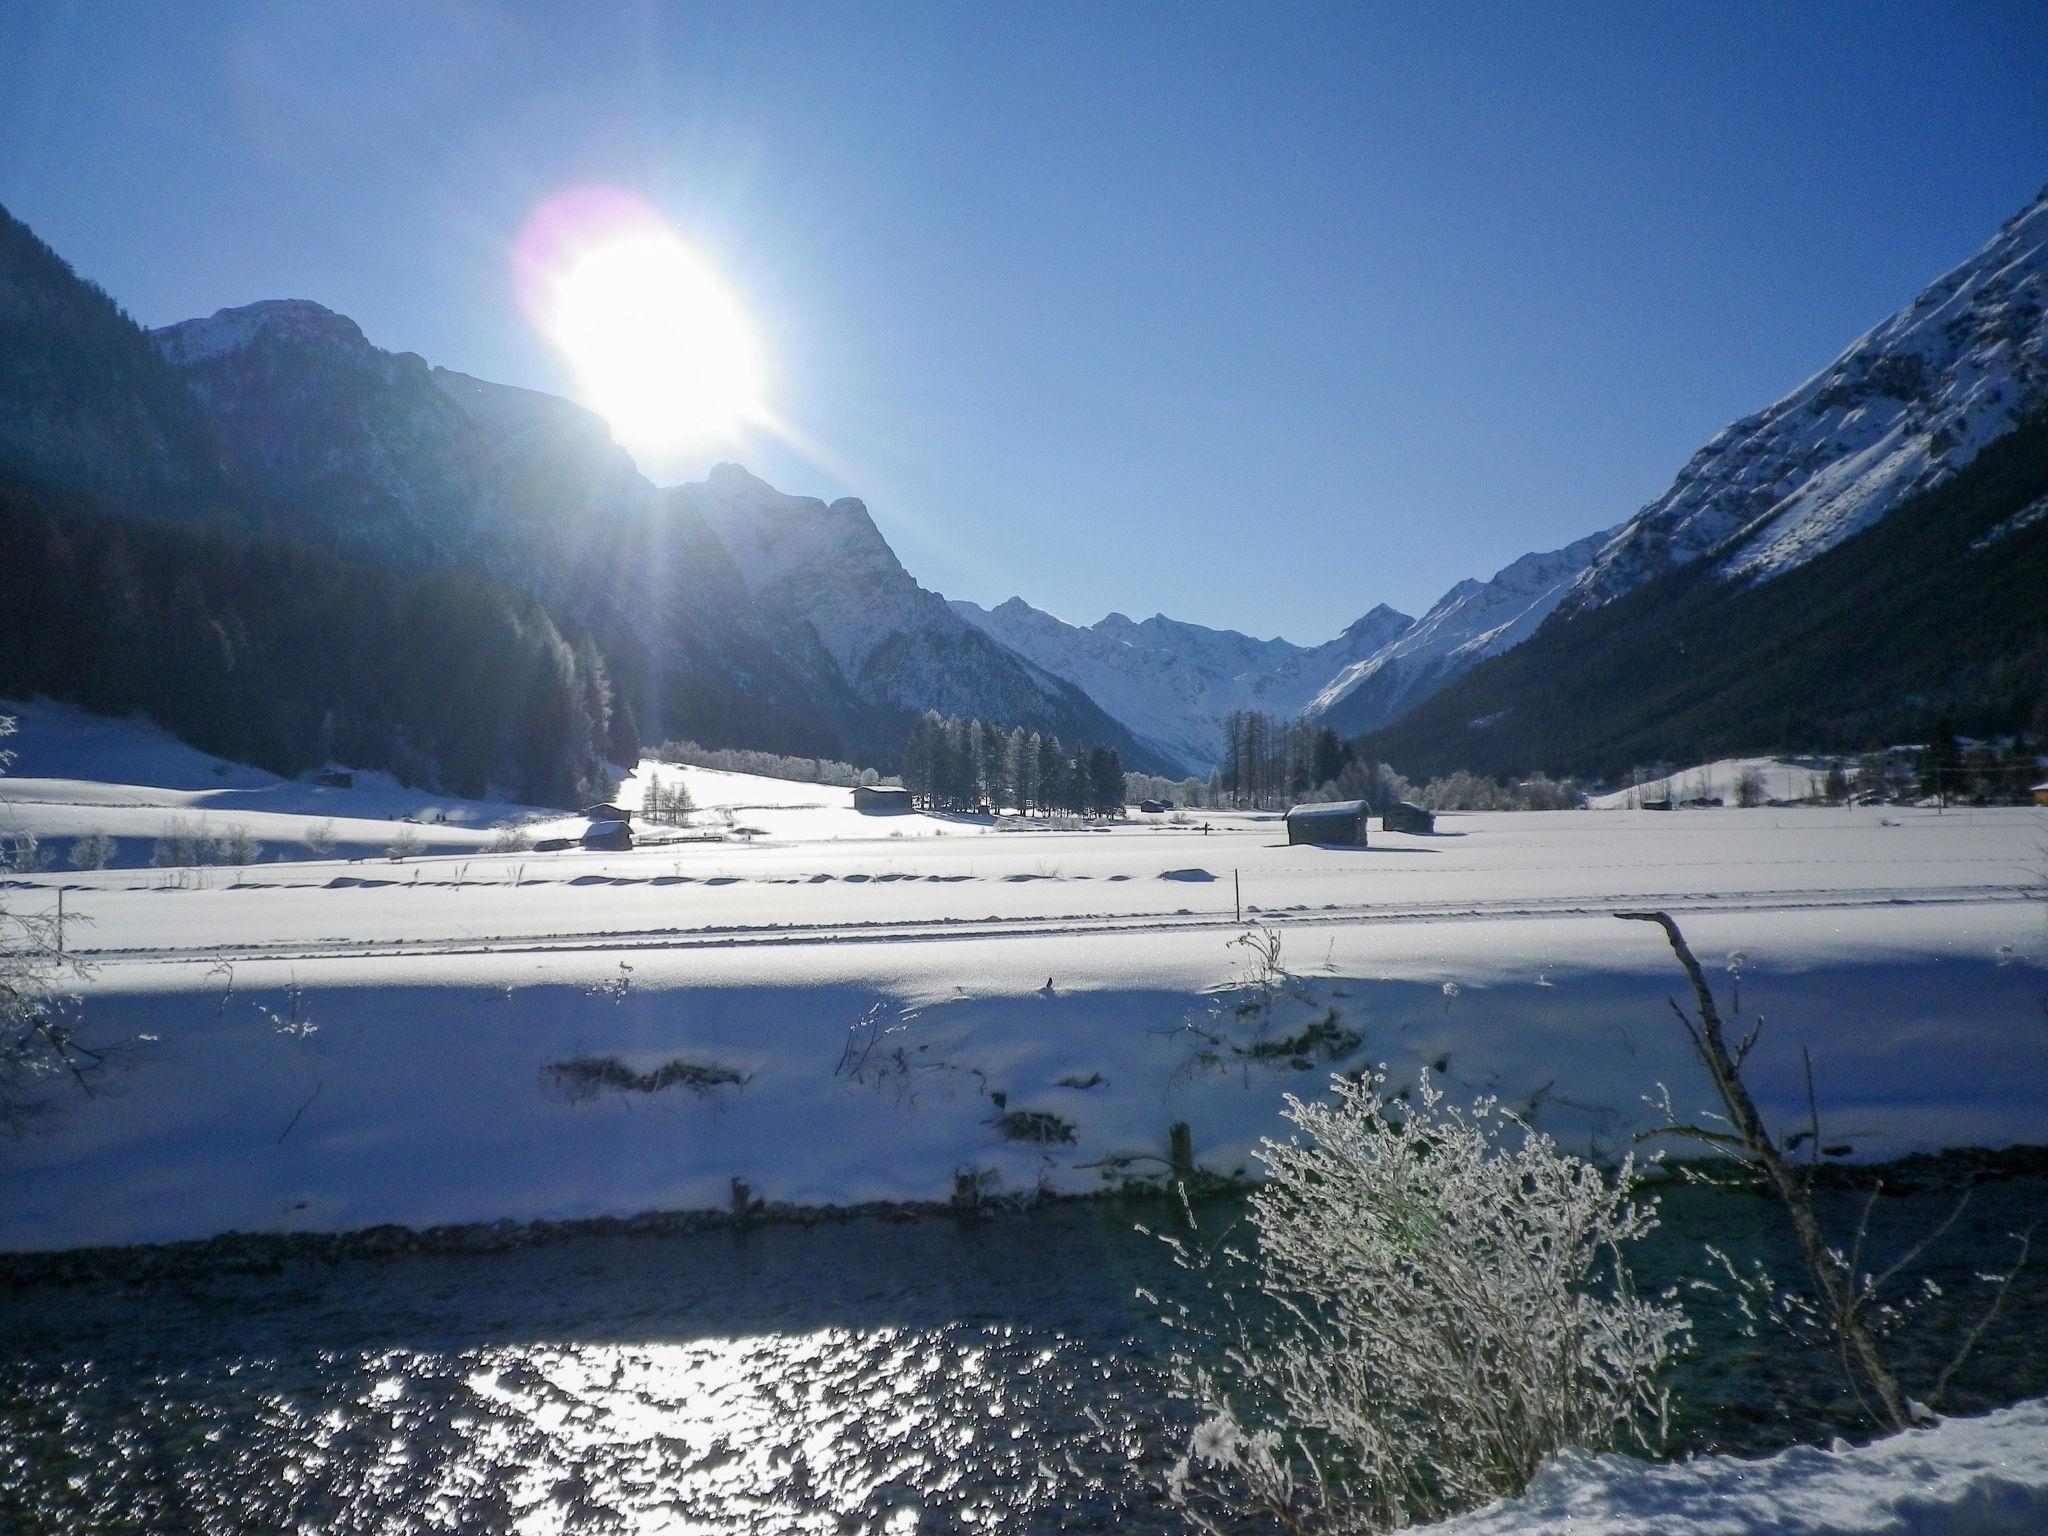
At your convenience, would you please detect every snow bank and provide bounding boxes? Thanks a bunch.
[1588,755,1843,808]
[3,898,2040,1251]
[0,696,539,864]
[1425,1397,2048,1535]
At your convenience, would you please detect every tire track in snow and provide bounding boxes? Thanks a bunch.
[68,883,2036,967]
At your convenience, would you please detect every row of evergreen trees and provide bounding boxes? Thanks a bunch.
[0,485,635,807]
[1215,710,1354,809]
[900,713,1124,816]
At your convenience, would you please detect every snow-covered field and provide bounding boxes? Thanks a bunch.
[3,700,2042,1251]
[1586,754,1851,808]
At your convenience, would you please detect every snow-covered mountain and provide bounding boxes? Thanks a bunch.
[1305,525,1622,739]
[1564,187,2048,610]
[683,464,1165,766]
[977,187,2048,762]
[952,596,1411,770]
[141,300,1164,768]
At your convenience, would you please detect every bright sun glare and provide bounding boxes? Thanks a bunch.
[517,188,763,453]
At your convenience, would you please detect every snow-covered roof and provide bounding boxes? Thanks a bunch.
[1286,800,1367,820]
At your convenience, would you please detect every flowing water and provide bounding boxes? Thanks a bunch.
[5,1176,2044,1534]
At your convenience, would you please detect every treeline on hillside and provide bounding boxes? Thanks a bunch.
[650,739,887,788]
[901,713,1123,815]
[0,485,636,806]
[1357,411,2048,781]
[1125,710,1592,812]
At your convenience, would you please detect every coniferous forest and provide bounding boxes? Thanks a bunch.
[0,483,634,806]
[898,714,1123,816]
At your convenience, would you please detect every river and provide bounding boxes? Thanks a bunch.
[5,1174,2044,1533]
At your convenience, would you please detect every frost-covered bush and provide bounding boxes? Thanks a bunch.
[302,820,337,857]
[67,831,116,870]
[1156,1072,1686,1532]
[484,822,532,854]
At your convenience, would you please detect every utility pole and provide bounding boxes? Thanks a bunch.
[1234,869,1241,924]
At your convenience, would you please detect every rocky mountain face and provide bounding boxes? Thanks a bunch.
[1563,187,2048,611]
[141,297,1165,767]
[150,299,867,756]
[682,465,1170,768]
[952,595,1411,770]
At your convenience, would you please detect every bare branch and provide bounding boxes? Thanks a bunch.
[1932,1223,2037,1408]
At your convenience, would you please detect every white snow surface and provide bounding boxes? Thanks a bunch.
[1586,756,1847,809]
[1423,1397,2048,1536]
[2,702,2042,1251]
[0,697,540,864]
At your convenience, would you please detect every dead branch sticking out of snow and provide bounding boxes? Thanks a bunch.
[1620,908,2037,1433]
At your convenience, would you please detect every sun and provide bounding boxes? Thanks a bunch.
[516,189,763,453]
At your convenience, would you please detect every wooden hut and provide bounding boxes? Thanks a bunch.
[853,785,914,813]
[580,820,633,851]
[1381,800,1436,835]
[1284,800,1369,847]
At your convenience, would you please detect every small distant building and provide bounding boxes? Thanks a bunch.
[581,802,633,822]
[1380,801,1436,835]
[533,837,574,852]
[1285,800,1369,847]
[580,820,633,851]
[314,768,353,789]
[2032,781,2048,806]
[1138,798,1173,814]
[1641,797,1674,812]
[854,784,914,813]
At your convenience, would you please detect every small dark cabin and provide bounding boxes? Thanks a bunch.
[314,769,354,789]
[580,820,633,851]
[1138,798,1174,814]
[581,802,633,822]
[1284,800,1369,847]
[1381,800,1435,835]
[854,785,913,813]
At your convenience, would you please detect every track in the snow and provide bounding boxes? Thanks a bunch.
[70,883,2036,967]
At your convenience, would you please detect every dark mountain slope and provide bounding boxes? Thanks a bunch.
[0,205,227,510]
[1355,413,2048,780]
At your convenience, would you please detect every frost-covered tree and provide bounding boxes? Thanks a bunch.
[2,716,115,1134]
[67,831,116,871]
[1158,1071,1685,1532]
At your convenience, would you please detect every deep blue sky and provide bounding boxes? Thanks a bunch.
[3,2,2044,641]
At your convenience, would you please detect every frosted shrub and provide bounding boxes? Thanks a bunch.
[484,822,532,854]
[302,821,337,857]
[67,832,116,871]
[1158,1072,1686,1532]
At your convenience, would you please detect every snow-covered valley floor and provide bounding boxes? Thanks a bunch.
[3,726,2041,1250]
